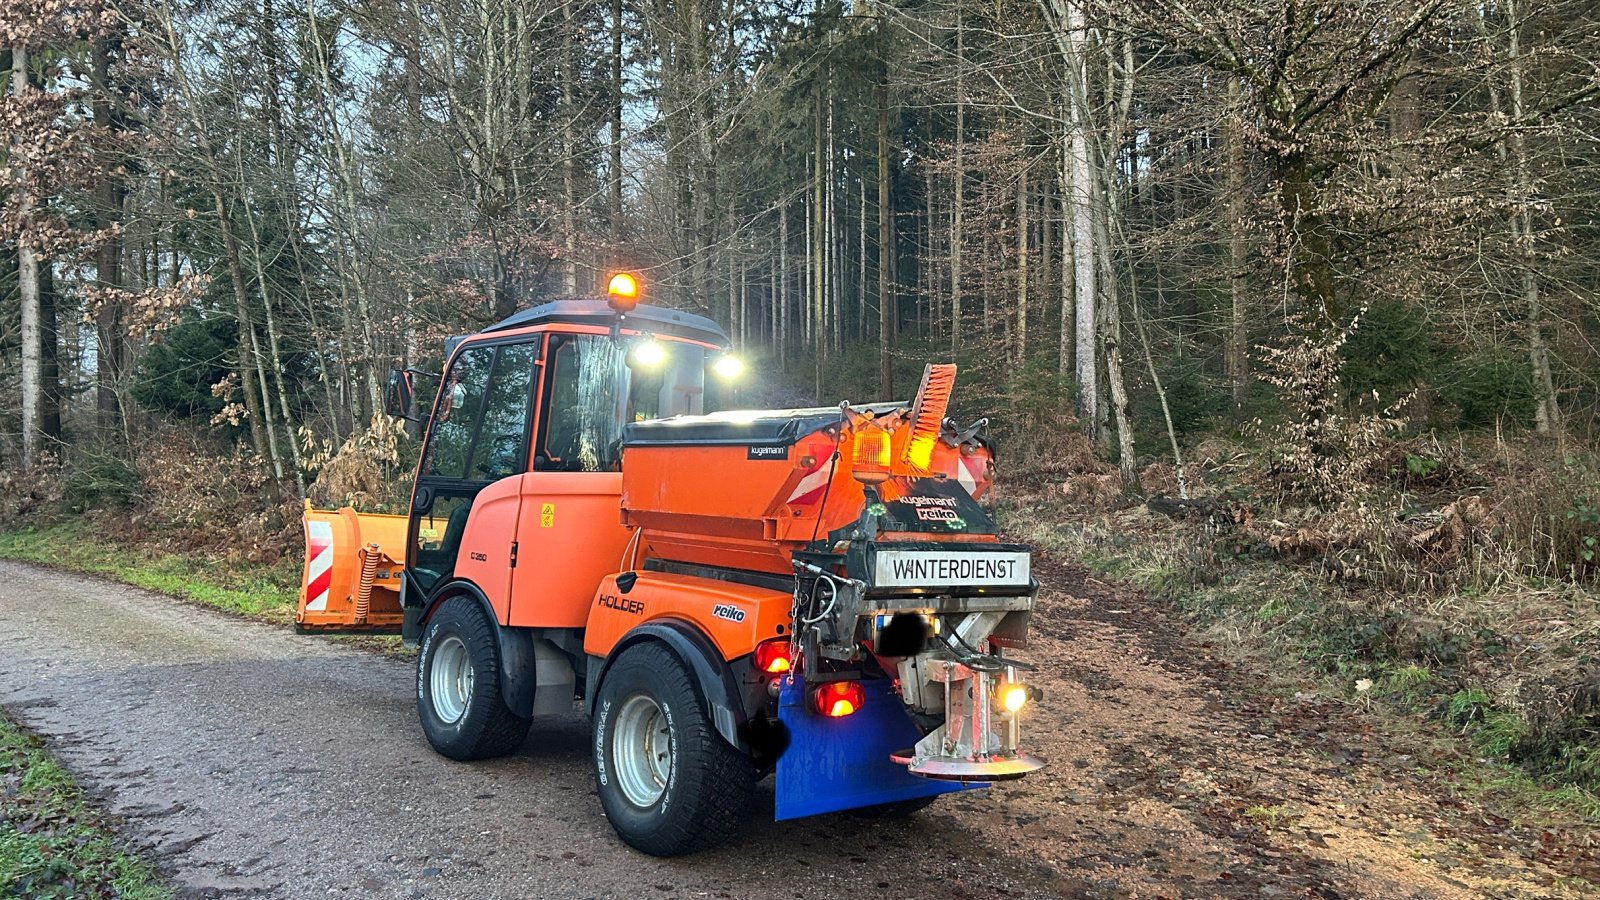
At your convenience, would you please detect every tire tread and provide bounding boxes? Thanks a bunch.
[418,597,531,761]
[595,643,754,856]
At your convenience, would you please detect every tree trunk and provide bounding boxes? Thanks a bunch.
[13,46,42,470]
[304,0,382,417]
[92,33,127,440]
[1505,0,1560,435]
[1058,106,1074,379]
[827,95,840,354]
[924,167,937,338]
[778,202,789,367]
[213,191,271,464]
[240,185,308,495]
[1226,74,1250,424]
[727,195,740,347]
[950,8,964,352]
[1040,175,1054,358]
[1016,166,1029,363]
[39,261,61,446]
[877,35,893,399]
[609,0,624,245]
[561,0,578,294]
[812,85,826,401]
[859,176,868,342]
[1096,210,1135,485]
[1059,1,1098,429]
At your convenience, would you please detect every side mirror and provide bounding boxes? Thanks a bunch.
[385,368,414,419]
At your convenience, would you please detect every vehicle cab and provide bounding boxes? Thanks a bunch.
[400,296,740,640]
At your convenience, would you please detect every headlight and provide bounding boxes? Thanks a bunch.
[632,339,666,367]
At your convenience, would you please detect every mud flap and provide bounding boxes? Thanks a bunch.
[774,675,979,820]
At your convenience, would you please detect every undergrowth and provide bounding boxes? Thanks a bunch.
[998,434,1600,825]
[0,714,171,900]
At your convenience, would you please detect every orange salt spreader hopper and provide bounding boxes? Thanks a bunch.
[295,278,1044,856]
[617,364,997,578]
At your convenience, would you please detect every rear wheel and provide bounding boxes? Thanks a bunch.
[593,642,755,856]
[417,596,531,760]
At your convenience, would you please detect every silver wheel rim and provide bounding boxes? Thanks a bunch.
[612,694,672,808]
[430,634,473,724]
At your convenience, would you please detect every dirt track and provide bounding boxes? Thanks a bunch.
[0,558,1586,898]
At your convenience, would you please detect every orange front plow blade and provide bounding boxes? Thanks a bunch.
[298,502,408,633]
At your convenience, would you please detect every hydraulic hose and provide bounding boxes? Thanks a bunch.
[354,543,380,624]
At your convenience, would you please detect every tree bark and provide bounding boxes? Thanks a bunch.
[950,7,964,352]
[213,192,271,463]
[561,0,578,293]
[1056,0,1099,429]
[1505,0,1560,435]
[859,175,868,343]
[609,0,624,244]
[13,46,42,470]
[92,32,127,441]
[38,261,61,447]
[1016,166,1029,363]
[1226,74,1250,424]
[1058,98,1074,379]
[778,201,788,367]
[239,177,308,496]
[303,0,382,417]
[812,85,825,400]
[877,31,893,399]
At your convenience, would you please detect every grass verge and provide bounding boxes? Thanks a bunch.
[1,713,171,900]
[0,520,298,622]
[0,519,410,657]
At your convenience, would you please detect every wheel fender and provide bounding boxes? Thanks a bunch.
[589,618,747,752]
[418,579,537,719]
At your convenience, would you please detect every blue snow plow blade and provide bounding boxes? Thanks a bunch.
[774,675,980,820]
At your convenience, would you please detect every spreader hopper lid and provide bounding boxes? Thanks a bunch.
[623,402,904,449]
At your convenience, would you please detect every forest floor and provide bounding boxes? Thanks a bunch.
[0,513,1597,897]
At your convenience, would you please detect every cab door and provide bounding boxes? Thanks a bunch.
[506,333,633,627]
[408,338,542,620]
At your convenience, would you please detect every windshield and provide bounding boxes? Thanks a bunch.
[538,334,727,472]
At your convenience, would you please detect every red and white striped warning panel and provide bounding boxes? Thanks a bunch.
[304,519,334,611]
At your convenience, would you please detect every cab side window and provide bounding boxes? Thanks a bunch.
[423,347,494,479]
[469,344,539,480]
[423,342,538,481]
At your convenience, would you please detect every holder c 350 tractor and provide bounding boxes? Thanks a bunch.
[299,274,1046,855]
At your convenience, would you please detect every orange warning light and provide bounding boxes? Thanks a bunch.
[607,272,640,312]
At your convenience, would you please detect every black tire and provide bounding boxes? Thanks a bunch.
[416,596,531,761]
[592,642,755,856]
[844,795,941,818]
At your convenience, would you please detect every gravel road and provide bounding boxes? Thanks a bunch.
[0,557,1589,899]
[0,561,1063,899]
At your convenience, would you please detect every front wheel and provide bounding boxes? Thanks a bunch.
[593,642,755,856]
[416,597,531,760]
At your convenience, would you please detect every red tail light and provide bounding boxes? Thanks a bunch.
[754,638,793,675]
[812,680,865,718]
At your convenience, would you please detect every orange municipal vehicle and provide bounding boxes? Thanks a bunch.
[299,275,1045,855]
